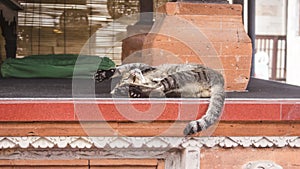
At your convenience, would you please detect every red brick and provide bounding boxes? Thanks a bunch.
[179,102,209,121]
[222,103,281,121]
[150,27,211,44]
[220,55,252,70]
[223,70,251,91]
[75,103,107,121]
[0,102,74,121]
[201,148,300,169]
[148,41,196,55]
[76,102,170,122]
[164,2,178,15]
[222,42,252,56]
[175,3,242,16]
[220,16,246,30]
[221,15,243,22]
[179,55,203,64]
[152,53,184,66]
[200,56,224,70]
[203,29,250,43]
[1,100,299,123]
[143,34,173,43]
[97,102,179,122]
[121,35,146,61]
[179,15,223,29]
[225,82,248,91]
[281,104,300,120]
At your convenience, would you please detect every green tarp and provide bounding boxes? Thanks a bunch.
[1,54,115,78]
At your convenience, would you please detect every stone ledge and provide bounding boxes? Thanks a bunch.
[0,99,298,122]
[1,136,300,151]
[0,121,299,137]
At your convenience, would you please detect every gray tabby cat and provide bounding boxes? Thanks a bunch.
[94,63,225,135]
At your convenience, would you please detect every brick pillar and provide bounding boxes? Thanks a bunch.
[122,2,252,91]
[175,0,228,3]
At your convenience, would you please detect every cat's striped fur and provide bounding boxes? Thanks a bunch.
[95,63,225,135]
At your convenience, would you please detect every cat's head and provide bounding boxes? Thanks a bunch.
[129,68,146,83]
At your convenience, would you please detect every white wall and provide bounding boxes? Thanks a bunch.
[256,0,287,35]
[287,0,300,86]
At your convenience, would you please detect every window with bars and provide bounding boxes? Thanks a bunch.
[17,0,106,57]
[16,0,169,64]
[255,35,287,81]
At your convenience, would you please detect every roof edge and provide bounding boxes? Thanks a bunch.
[2,0,23,10]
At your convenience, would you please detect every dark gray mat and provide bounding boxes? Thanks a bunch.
[0,77,299,99]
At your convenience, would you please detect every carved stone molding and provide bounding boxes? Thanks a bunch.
[243,161,283,169]
[0,148,172,160]
[0,136,299,167]
[1,136,300,150]
[0,137,184,149]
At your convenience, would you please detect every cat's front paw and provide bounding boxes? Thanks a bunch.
[94,69,116,82]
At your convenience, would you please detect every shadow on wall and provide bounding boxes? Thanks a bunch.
[0,27,4,63]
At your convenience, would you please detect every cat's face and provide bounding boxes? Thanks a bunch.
[118,68,141,85]
[129,68,145,83]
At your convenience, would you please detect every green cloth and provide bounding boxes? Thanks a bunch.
[1,54,115,78]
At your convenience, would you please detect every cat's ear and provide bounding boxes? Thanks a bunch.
[94,68,116,82]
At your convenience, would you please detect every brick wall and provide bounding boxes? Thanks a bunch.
[201,147,300,169]
[122,3,252,91]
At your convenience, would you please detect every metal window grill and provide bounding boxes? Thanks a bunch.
[107,0,169,19]
[255,35,287,81]
[17,0,101,56]
[107,0,140,19]
[16,0,169,63]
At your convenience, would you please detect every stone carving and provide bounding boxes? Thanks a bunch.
[243,161,283,169]
[0,136,298,168]
[0,148,169,160]
[1,136,300,150]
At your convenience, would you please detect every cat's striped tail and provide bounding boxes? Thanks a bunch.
[183,83,225,135]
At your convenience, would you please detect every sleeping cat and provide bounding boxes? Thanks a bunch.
[94,63,225,135]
